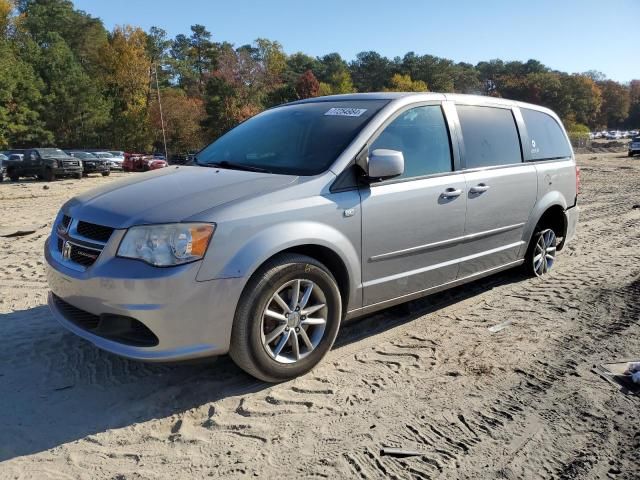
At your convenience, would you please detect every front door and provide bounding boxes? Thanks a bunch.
[361,104,466,306]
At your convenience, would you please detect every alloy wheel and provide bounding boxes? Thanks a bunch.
[533,228,557,277]
[260,279,328,364]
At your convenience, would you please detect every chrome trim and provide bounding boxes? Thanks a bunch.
[369,224,525,262]
[364,241,523,288]
[346,258,524,320]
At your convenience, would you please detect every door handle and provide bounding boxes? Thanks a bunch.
[441,188,463,198]
[470,184,490,194]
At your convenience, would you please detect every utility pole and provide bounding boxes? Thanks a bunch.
[154,63,168,160]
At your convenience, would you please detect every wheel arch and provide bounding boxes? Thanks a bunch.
[198,221,361,312]
[523,197,568,256]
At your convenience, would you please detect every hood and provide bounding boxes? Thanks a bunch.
[64,165,298,228]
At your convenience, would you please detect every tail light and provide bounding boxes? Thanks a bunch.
[575,166,581,195]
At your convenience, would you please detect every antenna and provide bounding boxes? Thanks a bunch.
[154,63,168,160]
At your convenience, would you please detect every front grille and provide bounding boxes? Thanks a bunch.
[61,215,72,230]
[77,221,114,243]
[52,294,159,347]
[63,160,80,167]
[52,294,99,330]
[69,244,100,266]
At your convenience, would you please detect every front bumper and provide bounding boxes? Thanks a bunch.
[84,163,109,173]
[45,236,245,362]
[53,166,83,176]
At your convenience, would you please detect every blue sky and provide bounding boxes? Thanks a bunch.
[73,0,637,82]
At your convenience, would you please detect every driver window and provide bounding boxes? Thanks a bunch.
[370,105,452,179]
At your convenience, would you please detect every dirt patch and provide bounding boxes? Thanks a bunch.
[1,156,639,479]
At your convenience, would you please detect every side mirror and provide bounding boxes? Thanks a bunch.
[367,149,404,180]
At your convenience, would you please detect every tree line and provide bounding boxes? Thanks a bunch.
[1,0,639,154]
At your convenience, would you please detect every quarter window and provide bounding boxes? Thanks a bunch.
[521,108,572,160]
[457,105,522,168]
[370,105,452,179]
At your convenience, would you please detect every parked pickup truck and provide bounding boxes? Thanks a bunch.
[6,148,83,181]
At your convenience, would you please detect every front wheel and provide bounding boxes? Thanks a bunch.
[43,168,55,182]
[229,254,342,382]
[526,228,557,277]
[101,171,110,176]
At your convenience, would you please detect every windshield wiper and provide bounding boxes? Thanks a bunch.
[199,160,270,173]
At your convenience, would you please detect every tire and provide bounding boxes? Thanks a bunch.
[525,227,558,277]
[75,172,83,179]
[43,168,55,182]
[229,253,342,383]
[102,171,110,176]
[8,169,19,182]
[629,152,634,157]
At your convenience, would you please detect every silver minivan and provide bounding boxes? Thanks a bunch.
[45,93,579,382]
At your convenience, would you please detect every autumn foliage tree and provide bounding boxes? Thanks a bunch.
[0,0,638,152]
[295,70,320,99]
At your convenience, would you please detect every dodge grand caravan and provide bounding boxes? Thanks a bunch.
[45,93,579,382]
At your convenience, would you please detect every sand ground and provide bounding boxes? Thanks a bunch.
[1,153,639,479]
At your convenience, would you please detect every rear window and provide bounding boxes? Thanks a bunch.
[521,108,572,160]
[457,105,522,169]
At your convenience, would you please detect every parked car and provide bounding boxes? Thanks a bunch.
[91,152,123,171]
[45,93,579,382]
[0,153,7,181]
[6,148,82,181]
[629,136,640,157]
[605,131,622,140]
[123,153,168,172]
[106,151,125,170]
[67,151,110,176]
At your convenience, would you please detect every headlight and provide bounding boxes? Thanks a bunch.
[117,223,215,267]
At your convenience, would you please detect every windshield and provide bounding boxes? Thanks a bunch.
[70,152,95,159]
[196,100,388,175]
[95,152,114,158]
[37,148,68,157]
[108,151,123,156]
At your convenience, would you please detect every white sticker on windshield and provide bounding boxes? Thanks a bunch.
[324,107,367,117]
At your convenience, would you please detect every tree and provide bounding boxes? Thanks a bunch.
[597,80,630,128]
[350,51,392,92]
[35,31,108,146]
[295,70,319,99]
[626,80,640,128]
[384,73,428,92]
[100,25,152,150]
[149,88,206,153]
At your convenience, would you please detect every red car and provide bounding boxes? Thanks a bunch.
[123,153,168,172]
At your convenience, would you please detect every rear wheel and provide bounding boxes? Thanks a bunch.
[525,228,557,277]
[229,254,342,382]
[102,171,110,176]
[43,168,55,182]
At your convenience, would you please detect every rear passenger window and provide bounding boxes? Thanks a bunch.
[370,105,452,179]
[457,105,522,168]
[521,108,572,160]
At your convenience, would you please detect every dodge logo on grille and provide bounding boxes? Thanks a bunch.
[62,241,72,260]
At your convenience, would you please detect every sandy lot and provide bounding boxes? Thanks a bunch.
[1,153,639,479]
